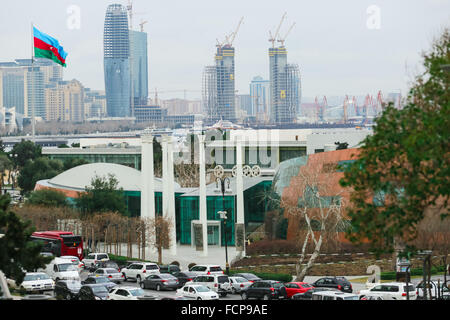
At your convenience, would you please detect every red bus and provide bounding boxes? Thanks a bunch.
[30,231,84,260]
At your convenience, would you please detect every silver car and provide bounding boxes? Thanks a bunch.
[90,268,123,283]
[229,276,252,294]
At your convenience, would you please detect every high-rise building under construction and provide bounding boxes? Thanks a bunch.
[104,4,131,118]
[268,46,300,124]
[203,45,236,122]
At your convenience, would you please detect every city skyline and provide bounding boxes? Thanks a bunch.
[0,0,449,100]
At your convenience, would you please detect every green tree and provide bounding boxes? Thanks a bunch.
[26,189,69,208]
[339,29,450,255]
[0,154,12,192]
[9,140,42,169]
[63,158,89,171]
[17,157,64,194]
[0,195,52,285]
[75,174,128,216]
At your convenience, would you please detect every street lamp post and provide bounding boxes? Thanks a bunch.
[217,175,231,275]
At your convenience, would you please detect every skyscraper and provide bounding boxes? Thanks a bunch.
[249,76,270,122]
[104,4,131,118]
[268,46,300,124]
[130,30,149,107]
[203,45,236,122]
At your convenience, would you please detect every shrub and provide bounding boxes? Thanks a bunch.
[188,263,196,270]
[170,261,180,266]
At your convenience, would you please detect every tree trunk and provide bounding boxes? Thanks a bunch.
[294,229,311,281]
[296,234,323,281]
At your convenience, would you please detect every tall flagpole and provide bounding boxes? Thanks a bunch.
[30,22,36,142]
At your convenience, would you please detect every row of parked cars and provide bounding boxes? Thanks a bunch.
[16,252,447,301]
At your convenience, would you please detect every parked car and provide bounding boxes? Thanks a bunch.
[188,265,224,276]
[141,273,179,291]
[173,271,198,288]
[186,274,232,297]
[416,280,449,299]
[240,280,287,300]
[77,284,109,300]
[54,279,82,300]
[44,257,80,282]
[232,273,262,283]
[312,277,353,293]
[292,287,340,300]
[59,255,84,273]
[121,262,160,283]
[107,287,158,300]
[359,282,417,300]
[312,291,359,300]
[176,284,219,300]
[90,268,123,283]
[284,282,314,298]
[81,276,117,292]
[7,272,54,293]
[88,261,120,273]
[159,264,181,275]
[82,253,110,269]
[229,276,253,294]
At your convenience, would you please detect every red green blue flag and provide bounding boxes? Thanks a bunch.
[33,26,68,67]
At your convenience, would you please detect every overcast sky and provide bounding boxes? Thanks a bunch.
[0,0,449,100]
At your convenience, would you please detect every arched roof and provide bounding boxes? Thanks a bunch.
[46,163,175,192]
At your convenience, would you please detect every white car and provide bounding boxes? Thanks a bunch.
[7,272,54,293]
[416,280,450,299]
[312,291,360,300]
[229,276,253,294]
[107,287,157,300]
[44,257,80,282]
[121,262,160,284]
[176,284,219,300]
[90,268,124,283]
[59,255,84,273]
[188,265,224,276]
[81,253,110,269]
[359,282,417,300]
[186,274,232,297]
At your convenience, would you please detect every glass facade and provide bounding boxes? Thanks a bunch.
[130,30,148,105]
[104,4,131,117]
[2,68,25,114]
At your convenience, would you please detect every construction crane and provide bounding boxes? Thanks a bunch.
[225,17,244,47]
[343,95,349,124]
[377,90,384,114]
[269,12,287,48]
[363,94,372,123]
[139,20,148,32]
[277,22,296,46]
[352,96,358,116]
[314,96,327,122]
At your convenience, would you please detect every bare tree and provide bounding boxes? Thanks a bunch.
[280,161,347,281]
[143,215,174,264]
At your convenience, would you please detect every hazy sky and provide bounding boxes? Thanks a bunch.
[0,0,449,100]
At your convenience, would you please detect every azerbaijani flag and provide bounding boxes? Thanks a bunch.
[33,26,68,67]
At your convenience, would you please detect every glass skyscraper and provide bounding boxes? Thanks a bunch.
[130,30,148,107]
[249,76,270,122]
[268,46,300,124]
[104,4,131,117]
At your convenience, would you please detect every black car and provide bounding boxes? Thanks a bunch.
[82,276,117,291]
[241,280,287,300]
[77,284,109,300]
[141,273,179,291]
[54,280,82,300]
[159,264,181,275]
[173,271,197,288]
[233,273,262,283]
[292,287,340,300]
[312,277,353,293]
[88,261,121,273]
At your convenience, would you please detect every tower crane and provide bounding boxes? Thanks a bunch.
[226,17,244,47]
[139,20,148,32]
[269,12,287,48]
[277,22,296,46]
